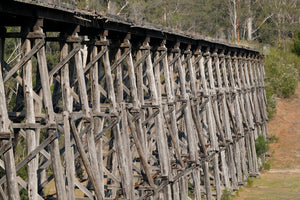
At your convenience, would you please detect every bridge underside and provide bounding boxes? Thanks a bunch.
[0,1,268,199]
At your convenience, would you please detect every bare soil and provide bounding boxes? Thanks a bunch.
[234,83,300,200]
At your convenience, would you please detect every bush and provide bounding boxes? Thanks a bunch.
[221,188,232,200]
[263,161,271,170]
[255,135,269,157]
[292,28,300,56]
[264,47,299,98]
[265,85,277,119]
[247,177,254,187]
[263,45,300,118]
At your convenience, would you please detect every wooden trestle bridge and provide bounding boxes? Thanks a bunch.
[0,1,268,199]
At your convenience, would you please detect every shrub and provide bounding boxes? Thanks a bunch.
[265,85,277,119]
[247,177,254,187]
[221,188,232,200]
[263,161,271,170]
[292,28,300,56]
[263,45,300,118]
[264,47,299,98]
[255,135,269,157]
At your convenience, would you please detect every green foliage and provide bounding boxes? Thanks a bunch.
[20,189,29,200]
[263,161,271,170]
[187,181,194,198]
[265,85,277,119]
[76,159,85,182]
[264,46,300,104]
[255,135,269,157]
[292,28,300,56]
[247,177,254,187]
[221,187,232,200]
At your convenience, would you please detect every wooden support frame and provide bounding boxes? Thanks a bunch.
[0,2,267,199]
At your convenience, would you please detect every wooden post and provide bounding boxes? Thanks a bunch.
[89,37,105,197]
[0,27,20,200]
[227,53,248,182]
[59,35,76,199]
[153,42,171,200]
[101,34,134,199]
[197,49,214,200]
[20,26,39,200]
[158,41,181,200]
[187,48,204,200]
[240,54,259,175]
[215,50,232,190]
[207,49,222,199]
[34,21,67,200]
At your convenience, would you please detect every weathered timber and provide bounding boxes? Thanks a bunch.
[0,1,267,199]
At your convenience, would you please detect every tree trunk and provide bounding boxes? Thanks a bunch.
[233,0,237,40]
[247,17,252,41]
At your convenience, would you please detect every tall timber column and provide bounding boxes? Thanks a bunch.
[153,41,172,200]
[256,56,268,138]
[232,53,253,177]
[60,33,76,199]
[215,50,232,190]
[101,34,134,199]
[225,53,248,183]
[89,36,105,197]
[199,47,215,200]
[246,55,262,139]
[186,47,203,200]
[226,53,242,189]
[207,48,222,199]
[0,27,20,200]
[158,40,181,200]
[33,19,67,200]
[238,54,259,176]
[216,49,242,184]
[176,43,199,199]
[175,43,198,162]
[21,25,38,200]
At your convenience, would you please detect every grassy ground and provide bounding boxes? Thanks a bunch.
[234,83,300,200]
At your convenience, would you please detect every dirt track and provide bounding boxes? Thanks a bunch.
[235,83,300,200]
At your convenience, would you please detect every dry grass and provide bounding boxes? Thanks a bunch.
[234,83,300,200]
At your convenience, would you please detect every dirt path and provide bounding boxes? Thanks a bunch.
[234,83,300,200]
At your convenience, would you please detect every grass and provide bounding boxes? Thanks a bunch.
[234,173,300,200]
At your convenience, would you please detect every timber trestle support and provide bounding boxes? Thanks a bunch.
[0,1,268,199]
